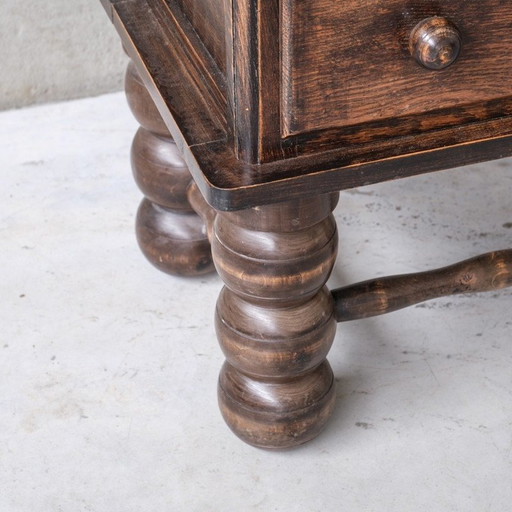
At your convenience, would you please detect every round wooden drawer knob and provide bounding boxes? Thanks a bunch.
[409,16,461,70]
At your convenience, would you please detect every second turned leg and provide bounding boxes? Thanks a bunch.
[213,194,340,448]
[125,61,214,277]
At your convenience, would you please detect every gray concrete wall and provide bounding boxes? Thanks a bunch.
[1,0,128,110]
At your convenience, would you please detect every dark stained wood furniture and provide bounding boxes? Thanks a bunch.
[102,0,512,449]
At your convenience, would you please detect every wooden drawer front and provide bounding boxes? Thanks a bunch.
[281,0,512,137]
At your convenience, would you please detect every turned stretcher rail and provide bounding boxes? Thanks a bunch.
[187,182,511,324]
[332,250,512,322]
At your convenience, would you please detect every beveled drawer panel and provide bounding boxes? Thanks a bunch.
[169,0,228,74]
[281,0,512,137]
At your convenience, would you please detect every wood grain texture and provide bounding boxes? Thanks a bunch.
[333,250,512,322]
[282,0,512,136]
[213,195,339,448]
[126,61,214,276]
[409,16,461,70]
[105,0,512,210]
[170,0,228,74]
[189,127,512,210]
[152,0,229,132]
[218,361,336,449]
[114,0,227,149]
[135,199,214,276]
[231,0,282,163]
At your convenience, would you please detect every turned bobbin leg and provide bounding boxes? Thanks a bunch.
[213,194,339,449]
[124,62,214,276]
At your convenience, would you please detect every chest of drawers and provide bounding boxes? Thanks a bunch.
[103,0,512,449]
[104,0,512,208]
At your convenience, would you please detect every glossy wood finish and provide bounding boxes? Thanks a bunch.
[282,0,512,136]
[213,195,339,448]
[170,0,228,74]
[409,16,461,70]
[125,61,214,276]
[218,361,336,449]
[103,0,512,210]
[333,250,512,322]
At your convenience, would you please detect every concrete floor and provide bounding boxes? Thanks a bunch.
[1,93,511,511]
